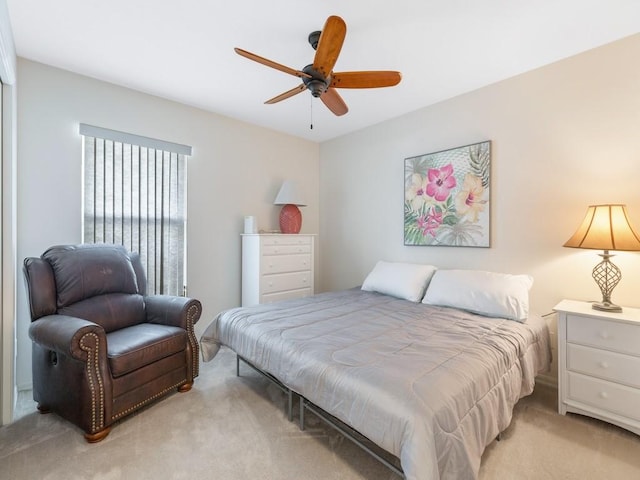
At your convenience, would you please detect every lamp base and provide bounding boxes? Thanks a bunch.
[591,251,623,313]
[592,301,622,313]
[279,204,302,234]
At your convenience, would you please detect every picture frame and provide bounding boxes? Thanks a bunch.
[404,141,491,247]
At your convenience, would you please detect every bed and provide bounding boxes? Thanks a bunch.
[200,265,551,480]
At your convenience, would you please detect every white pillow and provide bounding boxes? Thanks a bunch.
[361,261,437,302]
[421,269,533,321]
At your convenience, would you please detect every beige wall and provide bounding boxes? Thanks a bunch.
[319,33,640,318]
[15,34,640,389]
[15,59,319,388]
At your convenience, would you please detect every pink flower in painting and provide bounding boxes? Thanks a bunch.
[417,207,443,237]
[426,207,443,226]
[426,164,456,202]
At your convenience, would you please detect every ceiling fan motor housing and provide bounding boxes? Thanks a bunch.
[302,64,329,97]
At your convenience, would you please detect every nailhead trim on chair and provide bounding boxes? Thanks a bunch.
[75,304,199,430]
[79,332,105,433]
[187,303,200,378]
[110,379,187,421]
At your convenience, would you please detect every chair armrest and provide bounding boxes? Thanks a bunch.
[145,296,202,330]
[29,315,107,362]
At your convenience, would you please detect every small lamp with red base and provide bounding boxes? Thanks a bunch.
[274,180,306,234]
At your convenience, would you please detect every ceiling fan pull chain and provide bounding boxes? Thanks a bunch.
[310,95,314,130]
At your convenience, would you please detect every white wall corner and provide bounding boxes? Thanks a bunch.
[0,0,18,425]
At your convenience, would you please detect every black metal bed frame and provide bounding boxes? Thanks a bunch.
[236,354,405,478]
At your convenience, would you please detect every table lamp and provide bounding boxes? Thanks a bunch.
[274,180,306,234]
[564,204,640,312]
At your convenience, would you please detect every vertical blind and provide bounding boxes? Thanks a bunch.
[80,124,192,296]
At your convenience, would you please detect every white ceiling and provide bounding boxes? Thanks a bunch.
[6,1,640,143]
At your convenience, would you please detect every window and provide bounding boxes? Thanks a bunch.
[80,124,192,296]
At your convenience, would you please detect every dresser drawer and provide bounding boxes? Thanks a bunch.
[261,235,312,247]
[567,315,640,356]
[262,244,312,255]
[567,372,640,422]
[567,343,640,388]
[261,253,311,274]
[261,271,311,294]
[260,288,312,304]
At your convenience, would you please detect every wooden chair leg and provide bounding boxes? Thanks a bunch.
[84,426,111,443]
[178,382,193,393]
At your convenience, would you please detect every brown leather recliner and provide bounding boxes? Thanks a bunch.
[23,243,201,442]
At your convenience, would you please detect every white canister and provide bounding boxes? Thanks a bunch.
[244,216,256,234]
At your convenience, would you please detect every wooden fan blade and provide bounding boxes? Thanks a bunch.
[235,48,311,79]
[265,84,307,104]
[320,88,348,116]
[331,71,402,89]
[312,16,346,77]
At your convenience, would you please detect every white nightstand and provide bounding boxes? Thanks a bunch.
[554,300,640,435]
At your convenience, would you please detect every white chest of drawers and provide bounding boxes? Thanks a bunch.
[241,234,315,307]
[555,299,640,435]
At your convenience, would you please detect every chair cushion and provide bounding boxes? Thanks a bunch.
[106,323,187,378]
[43,244,139,308]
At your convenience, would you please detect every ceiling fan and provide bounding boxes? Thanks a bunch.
[235,15,402,117]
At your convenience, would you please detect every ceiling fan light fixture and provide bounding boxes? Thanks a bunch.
[301,64,329,97]
[308,80,328,97]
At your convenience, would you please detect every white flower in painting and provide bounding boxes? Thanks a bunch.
[406,173,435,212]
[455,174,486,222]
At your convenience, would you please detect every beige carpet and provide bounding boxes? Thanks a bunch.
[1,346,639,479]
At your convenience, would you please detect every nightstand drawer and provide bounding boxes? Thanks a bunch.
[567,315,640,356]
[261,271,311,294]
[567,372,640,422]
[567,343,640,388]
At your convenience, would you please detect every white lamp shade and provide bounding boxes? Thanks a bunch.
[564,204,640,251]
[274,180,306,206]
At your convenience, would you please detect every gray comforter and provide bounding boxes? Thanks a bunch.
[200,289,551,480]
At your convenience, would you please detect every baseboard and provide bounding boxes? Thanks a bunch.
[17,382,32,392]
[535,373,557,389]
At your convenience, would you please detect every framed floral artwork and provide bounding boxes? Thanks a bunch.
[404,141,491,247]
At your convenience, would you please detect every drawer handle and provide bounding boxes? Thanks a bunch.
[600,331,610,340]
[599,391,609,399]
[599,361,609,369]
